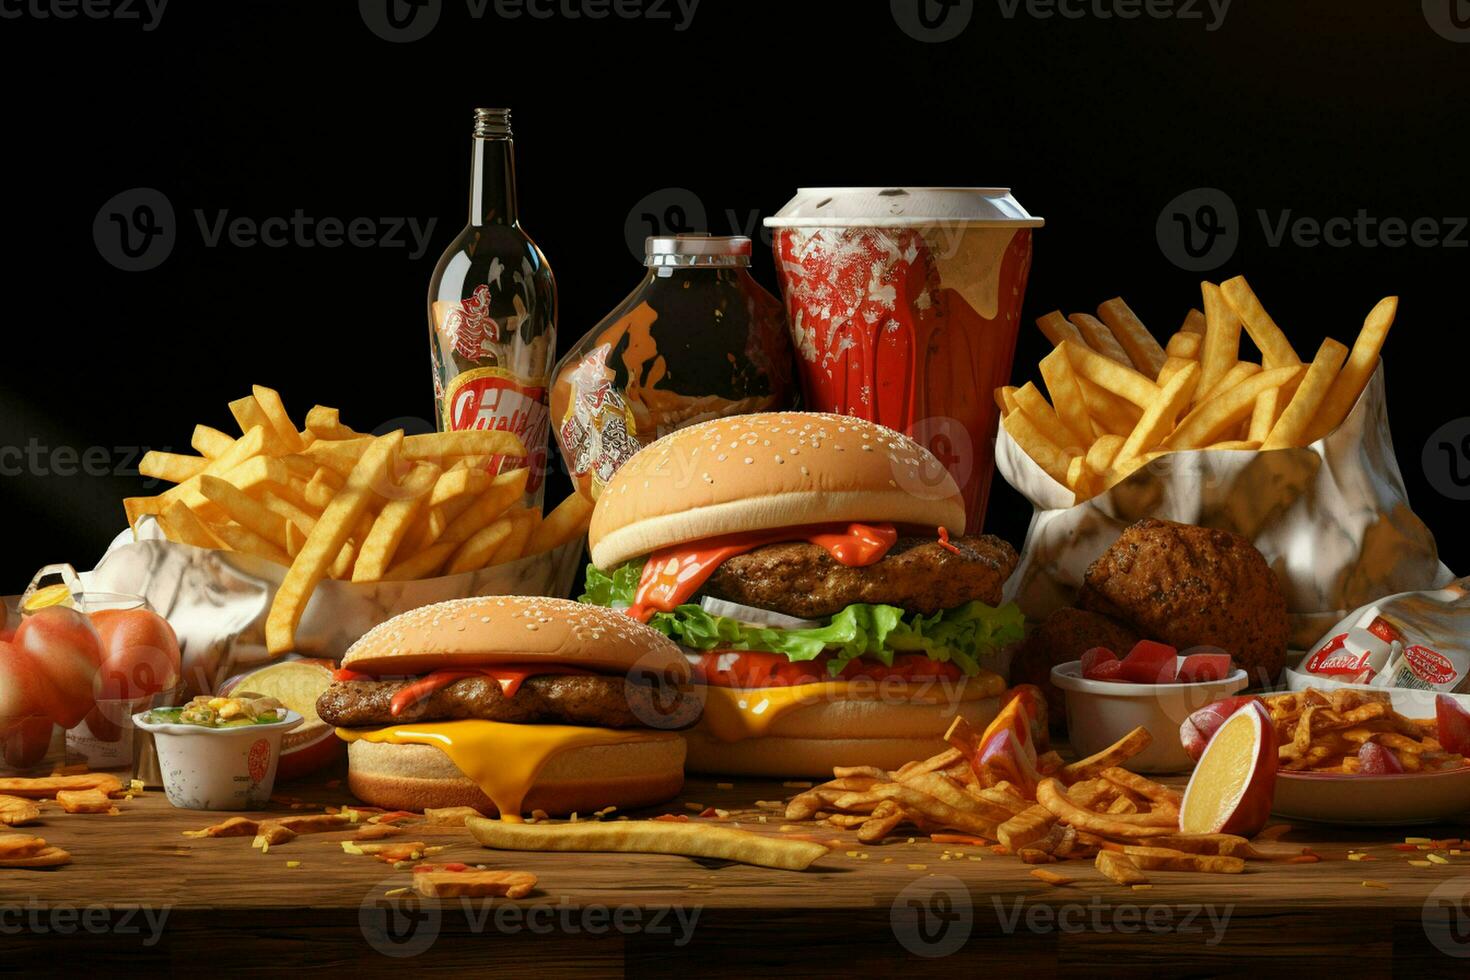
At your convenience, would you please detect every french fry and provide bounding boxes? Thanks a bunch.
[1307,296,1397,441]
[0,834,47,858]
[191,424,235,459]
[1247,386,1284,443]
[1039,346,1094,445]
[383,541,457,582]
[1076,377,1143,434]
[1156,356,1193,387]
[267,431,403,654]
[997,804,1056,852]
[209,521,291,566]
[1062,340,1162,409]
[139,451,208,484]
[526,490,593,556]
[414,870,538,900]
[353,462,442,583]
[1221,276,1301,369]
[1261,337,1349,450]
[1002,412,1072,487]
[260,492,318,535]
[1121,845,1244,874]
[428,468,494,509]
[1035,310,1086,347]
[304,469,341,509]
[1066,456,1102,500]
[1197,281,1241,403]
[1115,362,1199,464]
[425,806,482,827]
[466,818,829,871]
[1096,851,1150,885]
[158,499,222,549]
[1165,365,1302,450]
[229,396,292,456]
[0,846,71,869]
[0,797,41,826]
[0,774,122,799]
[309,431,527,469]
[56,788,118,814]
[1086,434,1125,476]
[1058,727,1152,783]
[1036,779,1178,838]
[1140,834,1263,858]
[251,385,305,453]
[435,469,529,547]
[995,385,1019,416]
[1181,308,1206,335]
[1016,382,1085,452]
[1196,359,1263,408]
[1165,332,1202,359]
[489,507,539,566]
[1097,298,1166,377]
[1206,440,1260,451]
[1068,313,1133,365]
[447,518,514,575]
[199,475,289,549]
[1100,768,1182,809]
[856,801,907,843]
[305,405,358,441]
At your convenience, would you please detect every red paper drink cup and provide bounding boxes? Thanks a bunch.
[766,188,1042,531]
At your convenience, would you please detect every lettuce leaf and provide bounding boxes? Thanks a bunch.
[580,560,1024,677]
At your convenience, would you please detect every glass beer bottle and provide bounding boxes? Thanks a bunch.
[427,107,557,506]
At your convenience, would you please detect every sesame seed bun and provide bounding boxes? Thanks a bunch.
[341,596,689,681]
[588,412,966,570]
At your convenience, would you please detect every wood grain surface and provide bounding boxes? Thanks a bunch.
[1,770,1467,977]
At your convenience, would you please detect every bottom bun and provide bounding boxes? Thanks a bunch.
[347,736,686,817]
[685,696,1001,777]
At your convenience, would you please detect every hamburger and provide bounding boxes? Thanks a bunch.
[317,597,699,818]
[581,412,1024,776]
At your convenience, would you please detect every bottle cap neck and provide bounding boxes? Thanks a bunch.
[645,234,752,268]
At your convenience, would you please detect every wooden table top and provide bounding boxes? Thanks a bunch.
[4,768,1470,976]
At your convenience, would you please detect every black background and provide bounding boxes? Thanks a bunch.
[3,0,1467,589]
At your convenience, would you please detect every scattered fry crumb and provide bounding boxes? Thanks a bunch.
[716,782,733,790]
[1361,879,1389,889]
[286,861,301,869]
[1428,854,1449,865]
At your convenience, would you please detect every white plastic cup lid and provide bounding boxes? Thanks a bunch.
[763,187,1042,229]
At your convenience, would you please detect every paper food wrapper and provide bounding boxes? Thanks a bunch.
[88,519,586,695]
[996,365,1456,650]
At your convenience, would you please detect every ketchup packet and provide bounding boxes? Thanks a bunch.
[1302,579,1470,693]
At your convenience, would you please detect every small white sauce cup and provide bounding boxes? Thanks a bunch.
[131,710,302,810]
[1050,663,1249,774]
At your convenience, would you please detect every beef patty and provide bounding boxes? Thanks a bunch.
[317,673,702,730]
[702,533,1019,619]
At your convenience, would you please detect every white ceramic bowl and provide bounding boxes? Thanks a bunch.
[1050,663,1249,774]
[132,709,302,810]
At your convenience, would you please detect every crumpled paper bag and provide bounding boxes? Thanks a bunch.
[88,518,585,695]
[996,365,1455,650]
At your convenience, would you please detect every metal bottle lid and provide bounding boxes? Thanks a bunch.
[644,234,752,268]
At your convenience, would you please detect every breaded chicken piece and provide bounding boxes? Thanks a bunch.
[704,534,1020,619]
[1078,519,1288,685]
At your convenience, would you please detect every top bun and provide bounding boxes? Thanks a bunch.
[342,596,689,681]
[589,412,966,570]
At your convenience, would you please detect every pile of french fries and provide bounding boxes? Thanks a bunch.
[1263,688,1465,773]
[999,276,1397,501]
[786,720,1313,887]
[124,386,593,653]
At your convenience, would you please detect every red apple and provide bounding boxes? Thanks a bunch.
[1436,694,1470,756]
[1120,640,1178,683]
[1180,695,1259,762]
[1180,699,1277,837]
[12,608,103,729]
[90,608,181,701]
[1178,653,1233,683]
[1357,741,1405,774]
[1,715,53,770]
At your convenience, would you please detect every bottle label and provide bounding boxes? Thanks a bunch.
[444,367,549,494]
[556,343,644,496]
